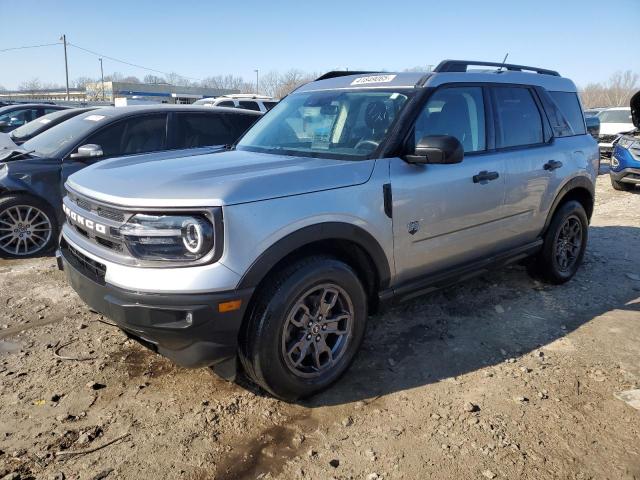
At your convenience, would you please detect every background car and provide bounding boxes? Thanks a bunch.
[597,107,634,154]
[194,94,278,112]
[2,107,98,147]
[584,107,605,117]
[610,91,639,191]
[0,103,68,133]
[0,105,261,258]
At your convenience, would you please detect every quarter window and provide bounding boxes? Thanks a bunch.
[548,91,585,135]
[494,87,543,148]
[414,86,486,153]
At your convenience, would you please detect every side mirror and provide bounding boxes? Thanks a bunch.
[70,144,104,159]
[404,135,464,165]
[585,116,600,139]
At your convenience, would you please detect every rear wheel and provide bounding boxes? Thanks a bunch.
[238,256,367,400]
[610,176,634,191]
[0,195,57,258]
[528,200,588,284]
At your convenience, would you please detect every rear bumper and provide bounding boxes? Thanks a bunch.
[57,243,253,369]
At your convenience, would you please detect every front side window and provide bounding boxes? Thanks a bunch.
[237,90,410,159]
[0,108,38,127]
[238,101,261,111]
[414,86,486,153]
[494,87,543,148]
[83,114,167,157]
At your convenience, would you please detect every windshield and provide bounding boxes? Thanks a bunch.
[10,109,75,141]
[237,90,410,159]
[599,109,632,124]
[21,111,108,157]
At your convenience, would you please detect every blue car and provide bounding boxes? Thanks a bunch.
[610,90,639,191]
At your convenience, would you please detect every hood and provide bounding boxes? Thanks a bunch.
[0,134,18,151]
[632,90,640,129]
[66,149,375,208]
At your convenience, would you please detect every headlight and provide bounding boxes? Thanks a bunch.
[611,156,620,168]
[120,213,215,262]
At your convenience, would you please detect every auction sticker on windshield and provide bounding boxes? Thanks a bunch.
[351,74,397,85]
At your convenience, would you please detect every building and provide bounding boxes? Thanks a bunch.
[0,82,240,105]
[85,81,239,104]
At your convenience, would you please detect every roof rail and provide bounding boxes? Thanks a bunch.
[315,71,380,81]
[434,60,560,77]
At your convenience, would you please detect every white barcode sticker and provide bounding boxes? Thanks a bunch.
[351,74,396,85]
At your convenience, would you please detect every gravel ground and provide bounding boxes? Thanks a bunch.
[1,174,639,480]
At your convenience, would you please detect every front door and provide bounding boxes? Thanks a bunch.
[391,85,510,284]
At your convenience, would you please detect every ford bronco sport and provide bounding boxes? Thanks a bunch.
[58,60,598,400]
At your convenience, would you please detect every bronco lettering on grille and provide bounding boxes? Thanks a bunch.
[63,204,107,234]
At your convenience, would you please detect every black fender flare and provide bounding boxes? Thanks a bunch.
[237,222,392,290]
[543,176,595,232]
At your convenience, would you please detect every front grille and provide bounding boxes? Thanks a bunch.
[97,207,125,222]
[62,239,107,284]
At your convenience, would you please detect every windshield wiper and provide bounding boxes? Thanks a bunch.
[0,149,36,161]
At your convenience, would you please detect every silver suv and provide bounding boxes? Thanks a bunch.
[58,60,598,400]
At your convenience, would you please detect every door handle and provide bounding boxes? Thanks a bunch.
[473,170,500,183]
[544,160,563,171]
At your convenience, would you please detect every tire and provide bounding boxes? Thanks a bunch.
[527,200,588,284]
[610,176,634,191]
[238,256,368,400]
[0,194,58,258]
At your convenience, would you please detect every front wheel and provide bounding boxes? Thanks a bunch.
[528,200,588,284]
[239,256,367,400]
[0,195,57,258]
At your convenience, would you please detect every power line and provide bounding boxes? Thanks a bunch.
[0,42,61,53]
[67,42,199,81]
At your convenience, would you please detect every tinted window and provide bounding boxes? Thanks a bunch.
[172,113,243,148]
[549,91,585,135]
[494,87,543,148]
[44,107,63,115]
[216,101,235,108]
[0,108,38,127]
[414,86,486,153]
[264,101,278,111]
[83,114,167,157]
[238,101,261,111]
[226,113,259,139]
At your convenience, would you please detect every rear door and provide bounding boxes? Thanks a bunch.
[496,86,573,244]
[390,85,510,284]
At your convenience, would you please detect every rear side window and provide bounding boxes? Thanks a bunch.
[172,113,243,148]
[84,114,167,157]
[238,101,261,111]
[414,86,486,153]
[548,91,585,135]
[263,101,278,111]
[226,113,259,138]
[493,87,543,148]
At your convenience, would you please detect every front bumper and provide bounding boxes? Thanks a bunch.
[57,241,254,369]
[610,167,640,184]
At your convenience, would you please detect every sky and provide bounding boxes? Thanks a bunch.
[0,0,639,90]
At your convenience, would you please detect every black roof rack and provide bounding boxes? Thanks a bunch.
[434,60,560,77]
[315,71,380,81]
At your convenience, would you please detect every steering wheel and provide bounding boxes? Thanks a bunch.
[354,140,380,151]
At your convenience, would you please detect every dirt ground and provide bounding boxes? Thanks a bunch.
[1,172,639,480]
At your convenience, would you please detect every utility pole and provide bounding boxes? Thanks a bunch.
[254,69,259,95]
[60,34,70,101]
[99,58,105,101]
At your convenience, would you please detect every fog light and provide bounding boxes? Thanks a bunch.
[611,156,620,168]
[218,300,242,313]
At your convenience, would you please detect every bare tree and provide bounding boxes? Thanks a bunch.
[73,76,95,89]
[121,76,141,84]
[580,70,639,108]
[104,72,123,82]
[18,78,42,93]
[144,74,166,84]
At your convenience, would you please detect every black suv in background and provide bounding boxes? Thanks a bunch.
[0,105,261,258]
[0,103,69,133]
